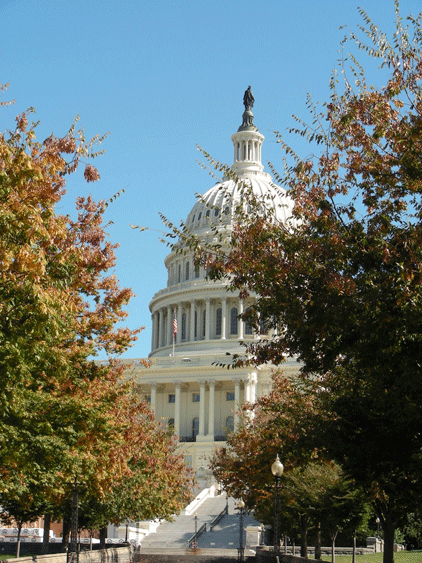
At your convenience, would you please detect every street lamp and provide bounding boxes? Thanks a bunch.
[67,477,80,563]
[238,499,245,562]
[271,455,284,555]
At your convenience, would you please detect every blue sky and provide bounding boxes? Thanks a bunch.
[0,0,418,359]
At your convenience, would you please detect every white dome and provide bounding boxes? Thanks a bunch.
[185,176,295,238]
[149,95,295,358]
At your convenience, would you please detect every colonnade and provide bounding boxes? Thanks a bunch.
[233,137,262,164]
[148,374,258,440]
[151,296,253,352]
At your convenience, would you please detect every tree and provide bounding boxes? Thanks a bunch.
[78,393,193,537]
[211,374,368,558]
[0,95,192,546]
[188,4,422,562]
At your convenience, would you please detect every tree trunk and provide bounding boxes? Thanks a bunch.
[16,523,22,559]
[62,514,70,548]
[300,514,308,558]
[42,513,51,554]
[331,530,338,563]
[315,521,322,560]
[352,532,356,563]
[383,515,395,563]
[99,526,107,550]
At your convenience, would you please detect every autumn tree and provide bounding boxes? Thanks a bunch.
[211,374,368,557]
[78,393,192,541]
[191,4,422,563]
[0,92,191,548]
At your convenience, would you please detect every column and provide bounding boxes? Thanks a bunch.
[234,379,241,430]
[198,379,206,437]
[249,373,257,404]
[221,298,227,340]
[152,311,158,351]
[190,300,195,342]
[244,377,251,403]
[158,308,164,348]
[174,381,181,437]
[205,298,211,341]
[167,305,172,346]
[238,299,244,340]
[150,383,157,414]
[208,379,215,439]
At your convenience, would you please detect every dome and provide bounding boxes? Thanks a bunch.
[149,90,294,358]
[185,176,295,238]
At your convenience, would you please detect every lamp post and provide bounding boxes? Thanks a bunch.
[67,477,80,563]
[238,499,245,562]
[271,454,284,555]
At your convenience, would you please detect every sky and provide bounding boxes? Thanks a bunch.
[0,0,419,359]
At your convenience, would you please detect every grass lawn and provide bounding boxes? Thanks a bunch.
[321,552,422,563]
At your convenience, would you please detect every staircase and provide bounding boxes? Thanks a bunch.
[140,494,260,551]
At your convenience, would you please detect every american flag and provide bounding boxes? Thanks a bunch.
[173,315,178,336]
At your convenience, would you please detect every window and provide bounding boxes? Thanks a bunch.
[226,416,234,434]
[168,418,174,429]
[192,417,199,439]
[182,312,187,341]
[260,317,268,335]
[230,307,238,335]
[178,264,181,283]
[245,319,253,335]
[195,265,200,279]
[206,210,210,217]
[156,314,160,348]
[198,212,202,221]
[168,394,175,403]
[216,307,222,336]
[193,393,200,402]
[146,395,151,403]
[202,309,206,338]
[194,310,198,338]
[185,261,190,280]
[226,392,234,401]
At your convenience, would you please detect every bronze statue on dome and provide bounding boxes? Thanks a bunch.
[243,86,255,111]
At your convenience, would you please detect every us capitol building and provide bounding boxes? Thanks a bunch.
[125,89,300,473]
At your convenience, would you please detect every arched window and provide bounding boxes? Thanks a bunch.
[230,307,238,335]
[195,265,200,278]
[185,261,190,281]
[216,307,222,336]
[178,264,181,283]
[192,417,199,439]
[181,312,187,341]
[245,319,253,335]
[226,416,234,435]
